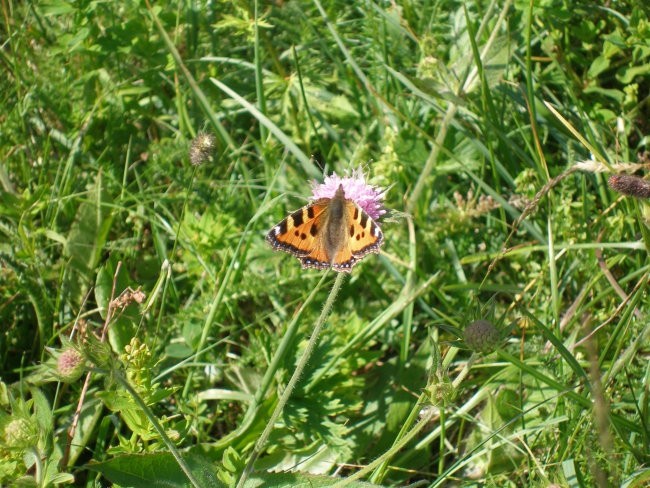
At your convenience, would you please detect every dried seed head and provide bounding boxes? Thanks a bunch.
[111,286,146,309]
[608,174,650,199]
[190,132,216,166]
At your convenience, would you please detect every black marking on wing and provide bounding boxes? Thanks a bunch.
[359,212,368,228]
[291,208,304,227]
[350,210,384,258]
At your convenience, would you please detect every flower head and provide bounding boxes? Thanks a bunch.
[56,346,86,382]
[608,174,650,199]
[463,319,501,354]
[311,168,386,220]
[1,416,38,450]
[190,132,216,166]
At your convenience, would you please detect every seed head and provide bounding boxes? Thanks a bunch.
[608,174,650,199]
[425,373,456,405]
[463,319,501,354]
[190,132,216,166]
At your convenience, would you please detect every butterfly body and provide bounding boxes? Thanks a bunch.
[267,185,383,272]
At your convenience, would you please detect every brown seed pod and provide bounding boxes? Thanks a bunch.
[608,174,650,199]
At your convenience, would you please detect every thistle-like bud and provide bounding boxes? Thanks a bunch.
[608,174,650,199]
[56,347,86,383]
[463,319,501,354]
[425,374,456,405]
[1,417,37,449]
[190,132,216,166]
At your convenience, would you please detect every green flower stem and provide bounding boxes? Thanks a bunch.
[369,391,429,484]
[112,370,203,488]
[236,272,346,488]
[342,353,478,486]
[213,272,330,449]
[155,166,196,357]
[336,395,434,488]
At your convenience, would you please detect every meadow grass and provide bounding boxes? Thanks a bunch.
[1,1,649,487]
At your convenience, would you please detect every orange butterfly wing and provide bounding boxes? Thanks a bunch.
[266,200,330,259]
[267,198,383,273]
[320,201,381,271]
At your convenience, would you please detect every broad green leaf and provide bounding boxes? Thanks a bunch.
[88,452,221,488]
[68,399,104,466]
[63,171,114,307]
[30,387,52,435]
[247,472,385,487]
[39,0,76,16]
[617,62,650,84]
[587,55,610,79]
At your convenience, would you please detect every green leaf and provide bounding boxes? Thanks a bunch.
[522,311,589,387]
[621,468,650,488]
[29,387,52,435]
[221,446,242,473]
[88,452,221,488]
[562,458,585,488]
[63,171,114,306]
[583,86,624,103]
[90,454,385,487]
[39,0,76,16]
[587,55,610,79]
[68,399,103,466]
[165,342,193,359]
[46,473,75,484]
[97,390,150,437]
[246,472,386,487]
[304,86,359,124]
[617,62,650,84]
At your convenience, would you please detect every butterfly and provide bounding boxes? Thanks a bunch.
[266,184,383,272]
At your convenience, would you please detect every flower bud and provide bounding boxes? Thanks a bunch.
[2,417,37,449]
[56,347,86,383]
[425,375,456,405]
[463,319,501,354]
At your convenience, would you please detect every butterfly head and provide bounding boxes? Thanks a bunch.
[333,183,346,199]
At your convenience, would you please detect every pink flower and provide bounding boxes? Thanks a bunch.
[310,168,386,220]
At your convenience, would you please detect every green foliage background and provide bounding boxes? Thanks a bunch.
[1,0,649,486]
